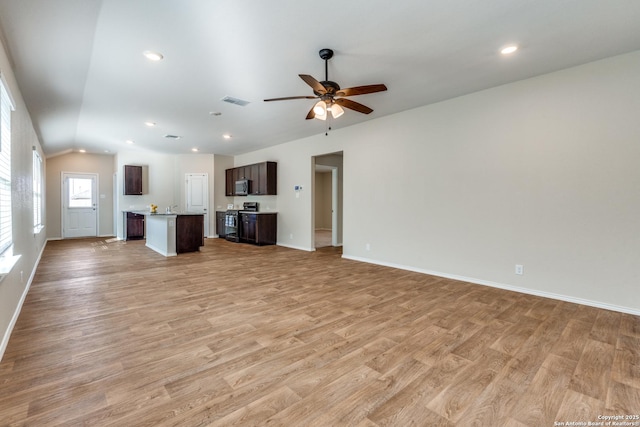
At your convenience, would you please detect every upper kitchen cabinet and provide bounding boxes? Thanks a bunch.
[124,165,143,195]
[252,162,277,195]
[225,169,234,196]
[225,161,277,196]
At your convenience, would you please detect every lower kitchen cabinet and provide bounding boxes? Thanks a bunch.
[215,211,227,238]
[125,212,144,240]
[176,214,204,254]
[239,213,277,246]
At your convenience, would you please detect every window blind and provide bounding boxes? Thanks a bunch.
[33,149,43,231]
[0,75,14,253]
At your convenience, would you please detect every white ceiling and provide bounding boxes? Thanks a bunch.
[1,0,639,157]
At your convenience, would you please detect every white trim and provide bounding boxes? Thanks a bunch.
[61,171,99,238]
[342,254,640,316]
[277,242,314,252]
[0,241,47,361]
[0,71,16,111]
[0,254,20,282]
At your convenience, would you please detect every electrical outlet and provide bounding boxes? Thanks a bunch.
[515,264,524,275]
[289,233,293,240]
[366,243,371,251]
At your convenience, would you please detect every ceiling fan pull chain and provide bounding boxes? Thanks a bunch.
[325,121,331,136]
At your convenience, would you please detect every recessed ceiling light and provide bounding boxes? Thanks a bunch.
[164,134,181,139]
[126,139,134,144]
[78,149,86,153]
[144,121,156,127]
[209,112,222,116]
[223,134,232,139]
[191,148,199,152]
[143,50,164,61]
[501,45,518,55]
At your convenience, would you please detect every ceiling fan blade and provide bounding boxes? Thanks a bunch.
[336,84,387,97]
[299,74,327,94]
[335,98,374,114]
[264,95,318,102]
[305,105,316,120]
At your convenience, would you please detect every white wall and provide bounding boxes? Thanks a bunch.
[236,141,344,250]
[115,150,216,239]
[213,154,233,215]
[236,50,640,314]
[45,152,115,239]
[0,39,48,360]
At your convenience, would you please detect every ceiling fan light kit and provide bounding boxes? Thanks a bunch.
[328,103,344,118]
[313,101,327,117]
[264,48,387,121]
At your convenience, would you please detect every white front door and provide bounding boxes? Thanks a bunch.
[63,173,98,238]
[186,173,209,237]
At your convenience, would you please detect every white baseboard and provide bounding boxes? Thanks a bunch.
[0,241,48,361]
[277,242,314,252]
[342,254,640,316]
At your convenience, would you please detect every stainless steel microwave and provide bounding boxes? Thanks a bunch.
[235,179,250,195]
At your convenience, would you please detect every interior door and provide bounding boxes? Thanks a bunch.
[63,173,98,238]
[186,173,209,237]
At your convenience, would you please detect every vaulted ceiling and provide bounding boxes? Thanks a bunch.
[1,0,639,157]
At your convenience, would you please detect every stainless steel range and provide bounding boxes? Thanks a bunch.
[225,202,259,242]
[224,210,240,242]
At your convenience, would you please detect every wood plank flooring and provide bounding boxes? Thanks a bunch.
[1,237,639,426]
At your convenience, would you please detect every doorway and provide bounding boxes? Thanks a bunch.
[186,173,209,237]
[313,152,343,249]
[62,172,98,238]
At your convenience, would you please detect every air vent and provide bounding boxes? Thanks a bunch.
[164,134,182,139]
[221,96,250,107]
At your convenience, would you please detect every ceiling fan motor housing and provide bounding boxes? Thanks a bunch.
[315,80,340,98]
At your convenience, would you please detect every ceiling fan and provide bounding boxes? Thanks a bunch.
[264,48,387,120]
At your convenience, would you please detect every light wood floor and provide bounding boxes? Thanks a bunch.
[1,238,639,426]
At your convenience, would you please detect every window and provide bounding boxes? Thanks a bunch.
[33,149,43,232]
[0,74,14,254]
[67,177,93,208]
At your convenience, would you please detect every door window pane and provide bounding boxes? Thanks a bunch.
[68,178,93,208]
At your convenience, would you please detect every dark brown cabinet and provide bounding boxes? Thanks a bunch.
[251,162,277,195]
[176,215,204,254]
[239,213,277,245]
[225,161,277,196]
[125,212,144,240]
[215,211,227,238]
[225,169,234,196]
[124,165,143,195]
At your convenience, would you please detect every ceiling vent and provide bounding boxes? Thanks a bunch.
[164,134,182,139]
[221,96,250,107]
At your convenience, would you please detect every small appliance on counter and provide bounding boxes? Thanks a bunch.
[242,202,259,212]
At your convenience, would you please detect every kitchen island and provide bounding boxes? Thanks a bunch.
[143,212,204,256]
